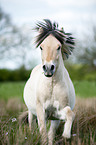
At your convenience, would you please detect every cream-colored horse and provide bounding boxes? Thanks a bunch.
[24,19,75,145]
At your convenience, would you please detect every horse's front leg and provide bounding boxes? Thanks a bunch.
[36,100,47,145]
[28,110,33,130]
[58,106,75,139]
[48,120,60,145]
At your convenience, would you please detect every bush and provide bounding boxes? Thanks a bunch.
[0,64,96,81]
[66,64,96,81]
[0,66,31,82]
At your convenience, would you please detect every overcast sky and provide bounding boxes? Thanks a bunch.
[1,0,96,34]
[0,0,96,69]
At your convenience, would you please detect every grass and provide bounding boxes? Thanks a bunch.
[0,82,25,101]
[0,81,96,144]
[73,81,96,98]
[0,98,96,145]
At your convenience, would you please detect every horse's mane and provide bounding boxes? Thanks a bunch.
[34,19,75,59]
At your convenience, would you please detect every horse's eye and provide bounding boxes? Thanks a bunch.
[40,46,43,50]
[57,46,61,50]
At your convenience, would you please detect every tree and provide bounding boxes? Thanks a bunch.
[0,7,18,57]
[0,7,34,69]
[76,26,96,68]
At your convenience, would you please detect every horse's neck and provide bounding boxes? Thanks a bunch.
[54,55,66,81]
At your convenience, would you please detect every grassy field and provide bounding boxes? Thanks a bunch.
[0,81,96,145]
[0,82,25,101]
[73,81,96,98]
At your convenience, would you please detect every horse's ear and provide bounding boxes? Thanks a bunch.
[39,27,43,33]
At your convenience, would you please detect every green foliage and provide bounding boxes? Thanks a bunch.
[66,64,96,81]
[0,64,96,82]
[0,66,31,82]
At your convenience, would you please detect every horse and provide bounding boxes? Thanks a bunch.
[24,19,75,145]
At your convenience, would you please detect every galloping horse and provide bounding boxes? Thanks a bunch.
[24,19,75,145]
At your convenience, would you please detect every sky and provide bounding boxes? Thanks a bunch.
[0,0,96,69]
[1,0,96,33]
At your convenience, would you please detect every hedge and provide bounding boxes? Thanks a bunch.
[0,66,31,82]
[0,65,96,81]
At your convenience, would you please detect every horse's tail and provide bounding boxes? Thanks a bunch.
[18,111,28,124]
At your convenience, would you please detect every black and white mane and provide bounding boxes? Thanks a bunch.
[34,19,75,59]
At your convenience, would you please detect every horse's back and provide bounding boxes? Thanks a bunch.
[24,64,41,115]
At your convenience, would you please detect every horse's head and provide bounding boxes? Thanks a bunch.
[35,19,75,77]
[40,34,61,77]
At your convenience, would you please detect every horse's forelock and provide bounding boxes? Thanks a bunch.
[34,19,75,60]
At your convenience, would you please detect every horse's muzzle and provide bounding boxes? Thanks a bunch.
[42,64,55,77]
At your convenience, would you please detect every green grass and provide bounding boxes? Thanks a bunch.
[0,82,25,101]
[73,81,96,98]
[0,81,96,102]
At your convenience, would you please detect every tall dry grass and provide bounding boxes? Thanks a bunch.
[0,97,96,145]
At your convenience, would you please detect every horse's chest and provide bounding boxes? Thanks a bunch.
[37,76,68,109]
[41,83,68,106]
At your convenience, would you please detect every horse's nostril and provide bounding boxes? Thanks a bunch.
[51,65,55,71]
[43,65,46,71]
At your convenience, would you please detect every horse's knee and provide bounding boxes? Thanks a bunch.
[62,106,75,138]
[58,106,75,139]
[64,106,75,121]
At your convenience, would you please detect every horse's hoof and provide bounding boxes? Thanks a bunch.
[62,132,71,139]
